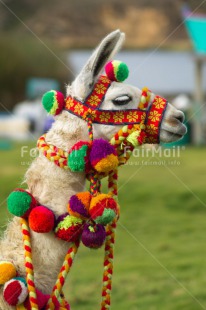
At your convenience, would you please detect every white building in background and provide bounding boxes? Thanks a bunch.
[69,50,206,96]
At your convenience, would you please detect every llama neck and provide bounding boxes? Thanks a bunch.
[26,111,89,216]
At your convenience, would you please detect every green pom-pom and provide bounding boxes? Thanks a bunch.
[116,62,129,82]
[95,209,116,225]
[42,90,65,115]
[7,189,36,218]
[68,141,90,172]
[105,60,129,82]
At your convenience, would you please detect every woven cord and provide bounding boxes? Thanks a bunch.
[101,220,116,310]
[86,114,94,141]
[110,124,140,165]
[37,135,69,170]
[108,169,118,197]
[46,240,80,310]
[21,218,38,310]
[90,173,101,196]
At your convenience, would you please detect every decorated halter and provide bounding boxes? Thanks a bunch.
[3,61,168,310]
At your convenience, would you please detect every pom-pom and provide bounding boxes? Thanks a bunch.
[7,189,36,218]
[68,192,91,219]
[90,139,118,174]
[28,206,55,233]
[105,60,129,82]
[54,213,83,242]
[3,277,28,306]
[68,141,91,172]
[0,261,17,285]
[42,90,65,116]
[81,223,106,249]
[89,194,119,225]
[23,289,50,310]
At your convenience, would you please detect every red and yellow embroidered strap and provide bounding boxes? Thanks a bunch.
[84,75,111,108]
[65,97,146,125]
[65,75,146,125]
[145,95,168,144]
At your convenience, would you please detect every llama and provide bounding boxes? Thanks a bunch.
[0,30,186,309]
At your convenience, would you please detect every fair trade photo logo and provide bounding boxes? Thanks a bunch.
[20,144,186,167]
[124,145,185,166]
[20,146,39,166]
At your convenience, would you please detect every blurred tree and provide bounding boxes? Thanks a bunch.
[0,35,72,111]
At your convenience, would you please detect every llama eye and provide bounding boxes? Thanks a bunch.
[112,95,131,106]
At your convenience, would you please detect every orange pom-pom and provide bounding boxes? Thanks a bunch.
[68,192,91,219]
[0,261,17,285]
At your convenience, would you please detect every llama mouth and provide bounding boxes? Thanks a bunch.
[165,131,185,142]
[169,123,187,138]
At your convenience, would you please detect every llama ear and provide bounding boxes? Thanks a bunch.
[69,30,125,100]
[91,30,125,78]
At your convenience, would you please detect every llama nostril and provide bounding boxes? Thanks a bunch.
[175,112,185,123]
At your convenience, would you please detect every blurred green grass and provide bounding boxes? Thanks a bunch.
[0,143,206,309]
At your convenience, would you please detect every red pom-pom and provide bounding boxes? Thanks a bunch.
[3,277,28,306]
[54,214,83,242]
[28,206,55,233]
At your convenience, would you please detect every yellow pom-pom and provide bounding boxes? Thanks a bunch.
[94,153,118,174]
[90,139,118,174]
[0,261,17,285]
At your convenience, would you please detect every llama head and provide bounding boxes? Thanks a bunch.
[48,30,186,146]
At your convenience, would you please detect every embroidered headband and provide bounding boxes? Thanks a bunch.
[42,60,168,143]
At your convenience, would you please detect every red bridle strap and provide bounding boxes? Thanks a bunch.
[145,95,168,144]
[65,97,146,125]
[65,75,146,125]
[65,75,168,142]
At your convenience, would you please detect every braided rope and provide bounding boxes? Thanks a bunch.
[110,124,143,165]
[37,135,69,170]
[108,170,118,197]
[139,87,151,110]
[38,122,143,172]
[46,240,80,310]
[85,113,94,141]
[101,220,116,310]
[21,219,38,310]
[90,173,101,196]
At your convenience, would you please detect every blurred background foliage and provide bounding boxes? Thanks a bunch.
[1,0,206,110]
[0,35,69,111]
